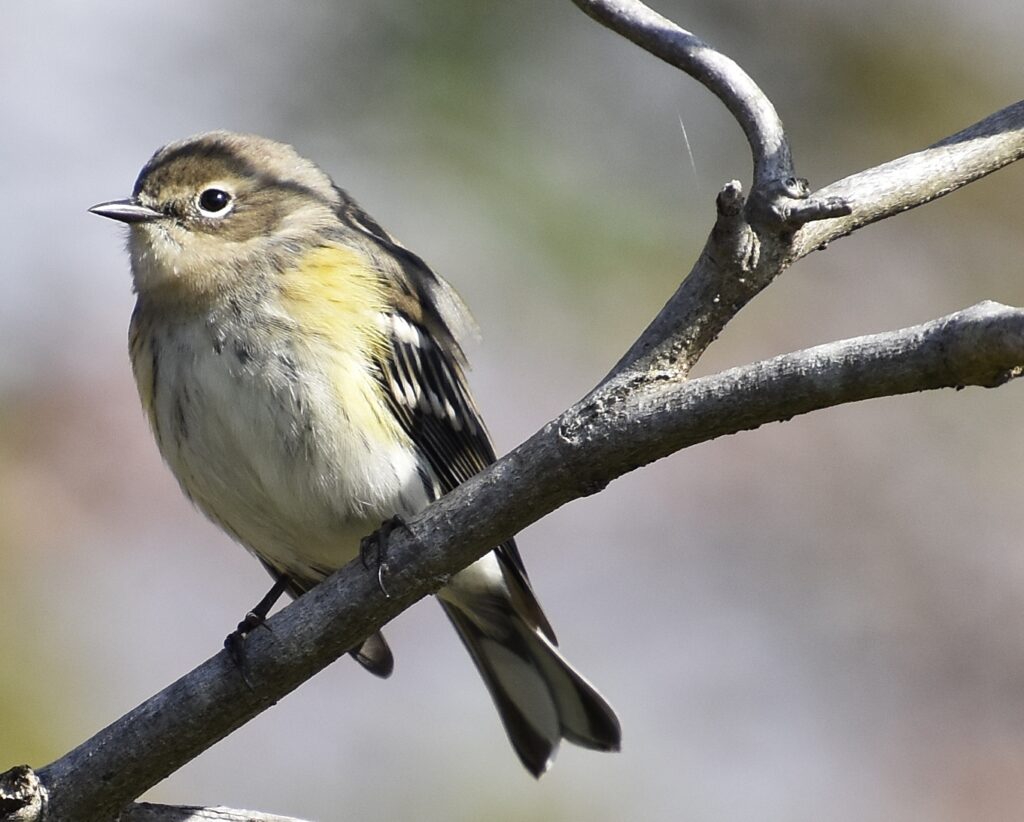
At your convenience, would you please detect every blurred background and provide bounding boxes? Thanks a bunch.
[2,1,1024,819]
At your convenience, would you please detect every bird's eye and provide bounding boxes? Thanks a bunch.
[197,188,233,217]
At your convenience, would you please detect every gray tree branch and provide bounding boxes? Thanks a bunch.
[124,803,308,822]
[600,96,1024,387]
[8,303,1024,821]
[793,99,1024,258]
[0,767,308,822]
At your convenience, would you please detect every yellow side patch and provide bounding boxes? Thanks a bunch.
[278,244,387,353]
[277,244,398,443]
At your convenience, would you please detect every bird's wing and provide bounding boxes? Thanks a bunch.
[336,190,555,640]
[375,305,556,644]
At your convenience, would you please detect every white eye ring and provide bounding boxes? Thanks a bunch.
[196,187,234,218]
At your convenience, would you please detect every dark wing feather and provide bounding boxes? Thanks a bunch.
[377,307,555,642]
[377,307,533,582]
[334,191,555,640]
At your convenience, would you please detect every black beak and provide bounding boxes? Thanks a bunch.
[89,198,164,224]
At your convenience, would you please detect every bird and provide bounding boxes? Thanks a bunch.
[89,131,621,776]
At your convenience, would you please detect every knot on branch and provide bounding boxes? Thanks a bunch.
[557,380,639,446]
[713,181,760,272]
[749,176,852,232]
[715,180,745,218]
[935,301,1024,388]
[993,365,1024,386]
[557,401,602,447]
[776,198,853,230]
[0,766,43,822]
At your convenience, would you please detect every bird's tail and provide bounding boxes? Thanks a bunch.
[438,553,621,777]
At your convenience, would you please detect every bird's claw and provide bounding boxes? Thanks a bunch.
[361,515,407,599]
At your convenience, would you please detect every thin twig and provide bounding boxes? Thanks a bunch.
[570,0,793,186]
[793,99,1024,257]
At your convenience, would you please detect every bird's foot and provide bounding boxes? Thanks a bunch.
[360,515,409,599]
[224,574,291,687]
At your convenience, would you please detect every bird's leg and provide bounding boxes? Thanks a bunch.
[360,515,408,599]
[224,573,291,671]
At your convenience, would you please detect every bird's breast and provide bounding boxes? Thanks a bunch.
[129,302,429,582]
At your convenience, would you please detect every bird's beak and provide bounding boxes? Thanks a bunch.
[89,198,164,224]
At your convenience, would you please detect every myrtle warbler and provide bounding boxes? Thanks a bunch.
[90,131,620,776]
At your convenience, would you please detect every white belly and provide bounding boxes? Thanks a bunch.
[148,318,430,584]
